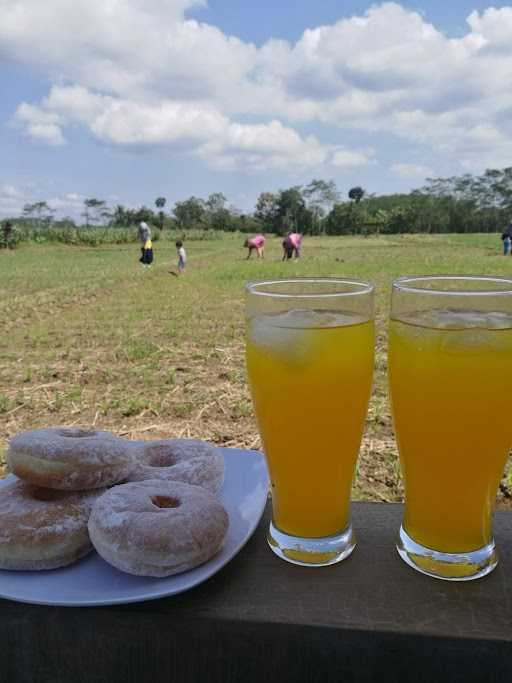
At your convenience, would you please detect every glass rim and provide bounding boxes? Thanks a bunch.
[245,277,374,299]
[393,275,512,296]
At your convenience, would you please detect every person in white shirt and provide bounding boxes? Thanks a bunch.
[138,221,151,245]
[176,240,186,275]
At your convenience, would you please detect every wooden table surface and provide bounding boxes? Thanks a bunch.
[1,502,512,683]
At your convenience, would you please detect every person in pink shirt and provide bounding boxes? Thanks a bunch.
[282,231,302,260]
[244,234,266,259]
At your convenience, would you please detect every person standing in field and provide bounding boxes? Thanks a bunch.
[138,221,151,245]
[244,234,266,259]
[137,221,153,267]
[176,240,186,275]
[502,222,512,255]
[140,234,153,267]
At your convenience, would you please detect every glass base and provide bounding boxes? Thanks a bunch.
[267,520,356,567]
[397,525,498,581]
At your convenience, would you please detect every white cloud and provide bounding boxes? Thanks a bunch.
[0,184,23,200]
[0,184,29,218]
[390,163,434,179]
[0,0,255,101]
[466,7,512,49]
[3,2,512,174]
[89,98,227,145]
[15,85,341,171]
[196,120,330,171]
[0,183,85,219]
[46,193,86,213]
[15,103,66,145]
[332,149,375,169]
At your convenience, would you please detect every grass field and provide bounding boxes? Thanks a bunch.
[2,232,512,507]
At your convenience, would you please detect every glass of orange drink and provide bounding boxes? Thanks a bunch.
[389,276,512,580]
[245,278,375,566]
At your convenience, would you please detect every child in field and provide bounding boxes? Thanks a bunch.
[244,234,266,259]
[502,233,511,256]
[176,240,186,274]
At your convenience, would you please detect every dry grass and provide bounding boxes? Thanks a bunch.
[1,233,511,508]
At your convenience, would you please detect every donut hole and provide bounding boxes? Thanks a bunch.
[144,445,176,468]
[58,428,97,439]
[31,488,69,502]
[151,495,181,509]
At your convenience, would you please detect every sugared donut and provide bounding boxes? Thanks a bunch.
[0,480,102,570]
[88,479,229,577]
[7,427,135,490]
[126,439,224,494]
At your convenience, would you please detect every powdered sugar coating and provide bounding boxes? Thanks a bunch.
[126,439,224,494]
[7,427,135,490]
[89,479,229,577]
[0,480,103,570]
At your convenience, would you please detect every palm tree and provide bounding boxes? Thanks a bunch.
[348,187,365,204]
[155,197,166,230]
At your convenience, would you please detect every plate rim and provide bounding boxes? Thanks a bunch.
[0,447,268,607]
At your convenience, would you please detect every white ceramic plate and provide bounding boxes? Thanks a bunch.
[0,448,268,607]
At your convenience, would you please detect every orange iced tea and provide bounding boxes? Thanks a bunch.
[246,310,374,538]
[389,310,512,553]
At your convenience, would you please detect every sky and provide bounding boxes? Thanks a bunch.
[1,1,512,220]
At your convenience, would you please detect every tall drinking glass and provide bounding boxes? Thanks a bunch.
[245,278,375,566]
[389,276,512,580]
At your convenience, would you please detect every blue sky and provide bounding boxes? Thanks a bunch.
[195,1,499,43]
[1,1,512,220]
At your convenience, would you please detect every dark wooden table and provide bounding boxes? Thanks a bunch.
[1,502,512,683]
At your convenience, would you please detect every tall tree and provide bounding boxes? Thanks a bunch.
[133,206,156,225]
[22,201,55,226]
[173,197,206,229]
[205,192,227,213]
[348,186,365,204]
[205,193,231,230]
[423,168,512,213]
[255,192,279,231]
[326,202,368,235]
[276,186,310,233]
[111,204,128,226]
[82,198,109,226]
[303,179,340,233]
[155,197,166,230]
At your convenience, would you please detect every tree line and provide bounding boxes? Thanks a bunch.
[10,168,512,237]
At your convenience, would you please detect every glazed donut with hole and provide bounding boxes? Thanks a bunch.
[7,427,135,490]
[126,439,224,494]
[88,479,229,577]
[0,480,103,570]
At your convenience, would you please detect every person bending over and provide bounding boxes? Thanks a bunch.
[244,234,266,259]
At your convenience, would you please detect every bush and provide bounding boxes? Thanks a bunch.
[1,225,22,249]
[8,223,236,247]
[12,224,156,247]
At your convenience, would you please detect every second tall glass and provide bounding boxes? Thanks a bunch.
[245,278,375,566]
[389,276,512,580]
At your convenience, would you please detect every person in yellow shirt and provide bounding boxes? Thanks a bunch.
[140,237,153,267]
